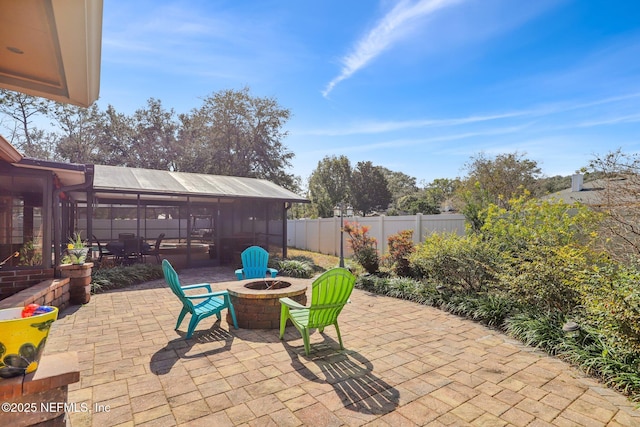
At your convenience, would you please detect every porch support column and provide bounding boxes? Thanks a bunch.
[186,197,192,267]
[283,202,290,259]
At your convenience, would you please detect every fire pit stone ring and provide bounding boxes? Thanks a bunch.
[226,279,308,329]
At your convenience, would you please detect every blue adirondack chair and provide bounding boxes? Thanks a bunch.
[235,246,278,280]
[279,268,356,355]
[162,259,238,338]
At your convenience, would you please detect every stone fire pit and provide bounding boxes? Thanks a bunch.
[226,279,307,329]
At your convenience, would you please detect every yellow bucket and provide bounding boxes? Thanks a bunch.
[0,306,58,378]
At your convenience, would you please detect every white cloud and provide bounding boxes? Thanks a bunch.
[297,111,529,136]
[322,0,466,97]
[296,91,640,137]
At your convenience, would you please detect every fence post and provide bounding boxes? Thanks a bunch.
[415,213,422,243]
[379,215,385,255]
[304,219,309,251]
[334,216,339,257]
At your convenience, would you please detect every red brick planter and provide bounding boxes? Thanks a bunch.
[58,263,93,305]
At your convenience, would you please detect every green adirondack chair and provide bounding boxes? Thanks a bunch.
[162,259,238,338]
[235,246,278,280]
[279,268,356,355]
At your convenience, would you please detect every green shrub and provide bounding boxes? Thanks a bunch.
[384,277,424,302]
[497,245,587,313]
[344,221,379,274]
[471,293,518,327]
[286,255,326,272]
[355,275,440,305]
[19,240,42,266]
[505,311,566,354]
[410,232,501,293]
[91,263,163,293]
[581,261,640,353]
[442,294,481,318]
[386,229,415,277]
[481,194,601,252]
[277,259,314,278]
[482,195,601,312]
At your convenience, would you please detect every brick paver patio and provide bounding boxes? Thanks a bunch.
[45,266,640,426]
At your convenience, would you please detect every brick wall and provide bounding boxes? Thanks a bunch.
[0,267,55,300]
[0,352,79,426]
[0,277,70,311]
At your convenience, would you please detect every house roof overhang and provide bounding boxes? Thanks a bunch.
[16,157,88,187]
[0,135,22,162]
[0,0,103,107]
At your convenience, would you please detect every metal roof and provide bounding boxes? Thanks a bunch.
[90,165,308,204]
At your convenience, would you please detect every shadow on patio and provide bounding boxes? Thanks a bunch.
[150,324,235,375]
[283,340,400,417]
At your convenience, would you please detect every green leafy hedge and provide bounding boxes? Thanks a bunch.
[91,264,163,293]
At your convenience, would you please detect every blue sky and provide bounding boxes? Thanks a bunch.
[97,0,640,186]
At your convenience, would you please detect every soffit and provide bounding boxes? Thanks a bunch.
[0,0,102,107]
[0,135,22,162]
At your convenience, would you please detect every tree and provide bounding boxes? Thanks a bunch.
[589,149,640,261]
[378,167,419,215]
[378,167,418,200]
[22,129,60,161]
[535,175,572,195]
[1,86,300,190]
[350,161,392,216]
[459,152,542,231]
[178,87,296,189]
[0,89,51,155]
[396,193,440,215]
[54,103,103,163]
[307,155,352,218]
[426,178,460,210]
[129,98,179,171]
[91,105,136,166]
[461,152,541,209]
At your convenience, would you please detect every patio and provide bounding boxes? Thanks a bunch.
[45,267,640,426]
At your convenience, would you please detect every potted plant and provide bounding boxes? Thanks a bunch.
[58,232,93,304]
[65,232,88,265]
[18,240,43,266]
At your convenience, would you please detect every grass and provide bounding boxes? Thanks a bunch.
[286,248,341,271]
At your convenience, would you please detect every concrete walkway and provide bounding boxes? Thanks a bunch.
[45,266,640,426]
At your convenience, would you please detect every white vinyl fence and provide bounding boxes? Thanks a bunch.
[287,213,466,257]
